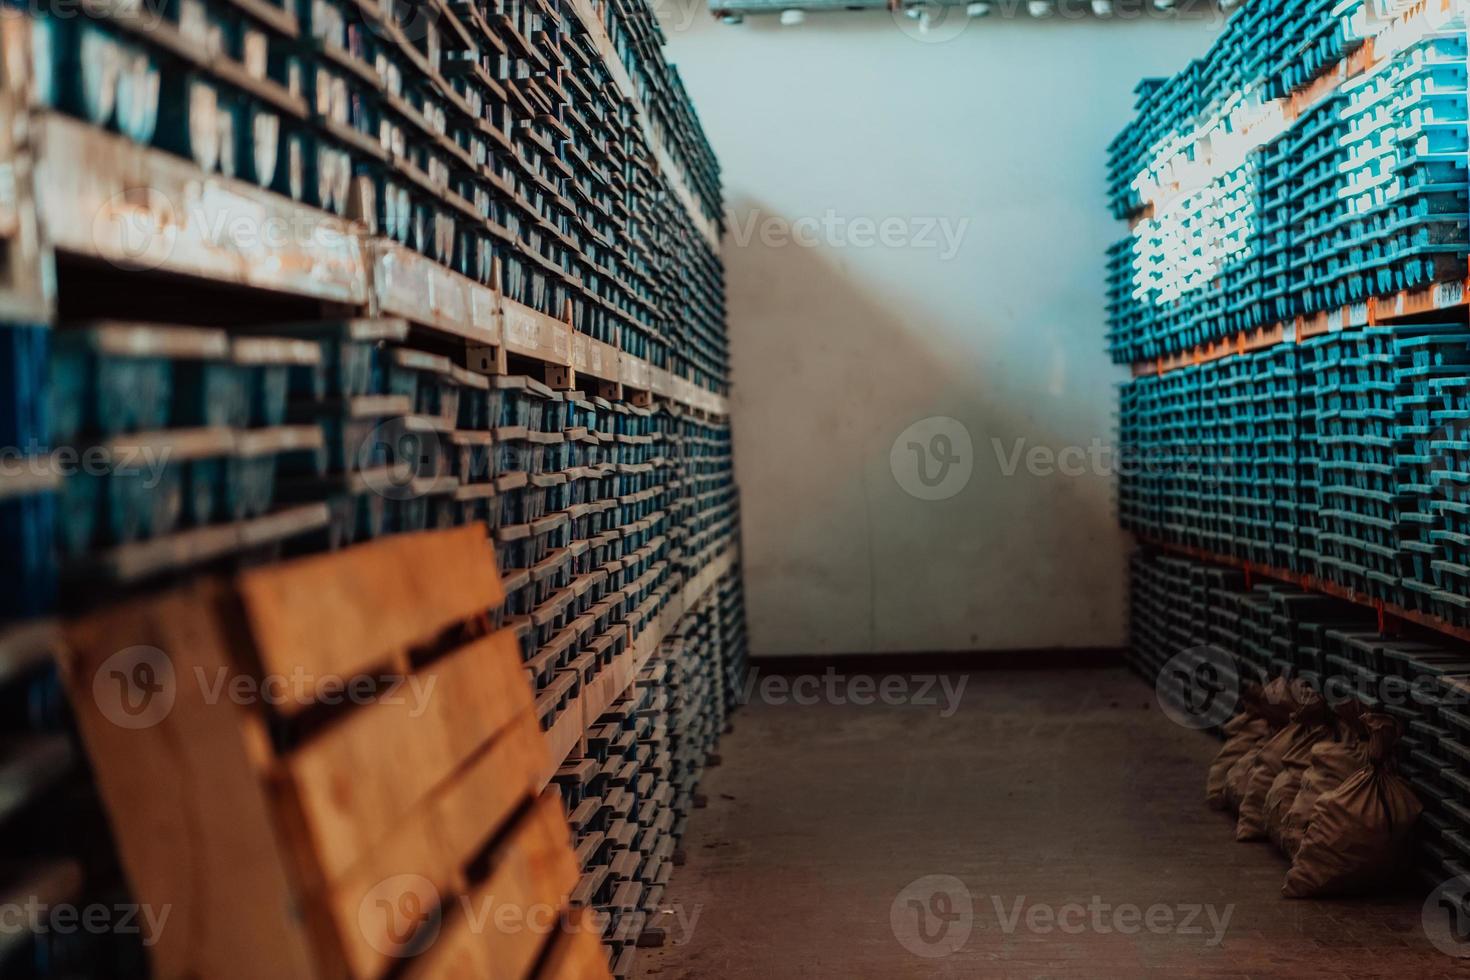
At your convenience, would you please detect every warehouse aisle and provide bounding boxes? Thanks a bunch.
[635,667,1452,979]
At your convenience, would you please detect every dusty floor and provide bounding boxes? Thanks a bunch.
[634,667,1459,979]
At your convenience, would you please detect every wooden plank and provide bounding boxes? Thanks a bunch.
[534,908,614,979]
[237,526,502,704]
[502,297,572,366]
[400,789,582,979]
[34,112,366,304]
[371,239,499,345]
[285,627,531,884]
[68,504,329,585]
[571,333,619,382]
[324,711,547,979]
[57,579,324,980]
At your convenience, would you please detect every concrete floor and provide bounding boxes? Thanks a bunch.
[635,667,1458,979]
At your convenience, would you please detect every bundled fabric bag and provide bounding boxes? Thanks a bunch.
[1206,683,1271,810]
[1283,714,1422,897]
[1270,702,1367,857]
[1236,692,1332,842]
[1222,677,1296,813]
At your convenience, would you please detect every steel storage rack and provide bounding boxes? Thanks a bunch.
[0,0,748,975]
[1114,0,1470,901]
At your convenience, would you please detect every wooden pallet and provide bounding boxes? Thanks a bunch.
[57,525,611,980]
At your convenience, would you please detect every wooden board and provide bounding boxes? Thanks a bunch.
[237,525,503,706]
[401,790,588,979]
[57,528,594,980]
[535,908,614,979]
[284,628,531,883]
[58,578,321,980]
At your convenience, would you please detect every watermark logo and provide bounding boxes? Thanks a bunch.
[357,420,448,501]
[371,0,439,43]
[736,668,968,717]
[1,441,173,488]
[1423,877,1470,958]
[891,417,973,500]
[92,187,178,273]
[892,0,971,42]
[648,0,703,32]
[726,208,970,261]
[92,646,439,728]
[90,186,353,273]
[94,646,176,730]
[1155,645,1238,730]
[0,898,171,947]
[891,875,974,958]
[359,874,442,959]
[989,896,1232,944]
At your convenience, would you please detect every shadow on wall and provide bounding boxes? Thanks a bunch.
[723,194,1128,657]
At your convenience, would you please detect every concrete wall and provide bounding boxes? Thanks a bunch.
[665,10,1219,656]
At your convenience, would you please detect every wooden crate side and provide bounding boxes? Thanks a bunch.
[236,527,503,699]
[286,628,533,883]
[485,790,584,978]
[57,580,322,980]
[316,711,548,980]
[321,714,546,980]
[399,789,582,980]
[533,909,614,980]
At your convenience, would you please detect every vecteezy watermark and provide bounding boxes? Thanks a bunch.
[91,186,354,273]
[736,668,969,718]
[94,646,177,731]
[725,208,970,261]
[356,419,452,501]
[92,647,439,729]
[889,878,1236,959]
[1,441,173,489]
[891,417,974,501]
[1423,876,1470,958]
[891,875,974,958]
[0,898,171,947]
[358,875,703,958]
[359,874,443,959]
[991,437,1250,482]
[0,0,169,29]
[987,896,1233,945]
[647,0,704,32]
[1155,645,1238,731]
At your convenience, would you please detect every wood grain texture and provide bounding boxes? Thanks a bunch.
[236,526,504,706]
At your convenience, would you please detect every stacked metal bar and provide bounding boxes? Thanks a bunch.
[1115,2,1470,893]
[552,585,740,979]
[1119,325,1470,614]
[1106,0,1470,366]
[0,0,746,974]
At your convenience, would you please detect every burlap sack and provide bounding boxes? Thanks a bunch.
[1274,704,1369,858]
[1236,695,1332,841]
[1221,678,1296,813]
[1206,684,1272,810]
[1272,739,1361,858]
[1283,714,1422,897]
